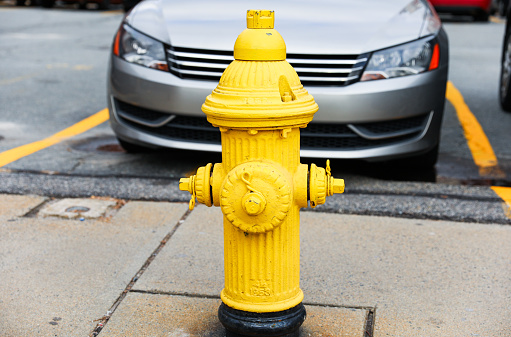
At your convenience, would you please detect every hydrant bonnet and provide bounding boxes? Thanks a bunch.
[202,10,318,130]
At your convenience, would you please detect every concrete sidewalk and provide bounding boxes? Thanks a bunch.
[1,193,510,336]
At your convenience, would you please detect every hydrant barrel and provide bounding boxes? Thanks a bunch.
[179,9,344,337]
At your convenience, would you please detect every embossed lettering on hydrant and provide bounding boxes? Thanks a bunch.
[250,280,273,297]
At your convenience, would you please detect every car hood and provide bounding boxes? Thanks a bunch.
[126,0,436,55]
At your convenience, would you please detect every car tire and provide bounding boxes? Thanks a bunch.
[500,23,511,112]
[413,145,439,168]
[40,0,54,8]
[475,10,490,21]
[98,0,110,10]
[392,145,439,169]
[117,138,154,153]
[122,0,138,12]
[499,0,509,16]
[15,0,25,5]
[78,0,87,9]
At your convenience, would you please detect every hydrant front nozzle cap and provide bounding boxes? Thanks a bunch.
[233,9,286,61]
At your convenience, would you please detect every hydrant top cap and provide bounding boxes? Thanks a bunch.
[246,9,274,29]
[234,10,286,61]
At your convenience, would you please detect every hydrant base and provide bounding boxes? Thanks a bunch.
[218,302,305,337]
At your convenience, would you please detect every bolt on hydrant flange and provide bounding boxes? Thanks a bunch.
[179,9,344,337]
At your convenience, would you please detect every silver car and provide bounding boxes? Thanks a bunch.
[108,0,449,166]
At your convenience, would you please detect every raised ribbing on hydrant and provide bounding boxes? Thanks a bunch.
[179,9,344,337]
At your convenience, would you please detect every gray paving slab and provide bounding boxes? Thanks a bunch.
[0,194,46,217]
[100,292,368,337]
[300,213,511,336]
[134,205,511,336]
[39,198,117,219]
[133,204,224,296]
[0,199,189,337]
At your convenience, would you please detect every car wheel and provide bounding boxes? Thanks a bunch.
[78,0,87,9]
[40,0,54,8]
[15,0,25,5]
[117,138,153,153]
[500,23,511,112]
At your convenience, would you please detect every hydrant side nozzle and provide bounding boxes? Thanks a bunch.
[309,163,326,208]
[325,159,344,195]
[179,175,196,210]
[195,163,213,207]
[179,176,193,193]
[293,164,309,208]
[179,163,214,210]
[309,160,345,208]
[211,163,226,207]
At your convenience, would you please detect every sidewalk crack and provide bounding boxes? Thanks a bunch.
[88,208,192,337]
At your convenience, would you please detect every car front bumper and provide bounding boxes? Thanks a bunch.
[107,30,448,161]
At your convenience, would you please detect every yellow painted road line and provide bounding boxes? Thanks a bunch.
[445,81,505,178]
[491,186,511,219]
[0,108,109,168]
[490,16,506,24]
[101,9,123,15]
[0,72,41,86]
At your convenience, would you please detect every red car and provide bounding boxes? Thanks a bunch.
[429,0,492,21]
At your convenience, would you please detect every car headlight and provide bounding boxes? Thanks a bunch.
[113,24,168,72]
[361,37,440,81]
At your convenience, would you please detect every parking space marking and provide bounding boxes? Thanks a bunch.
[490,16,505,24]
[0,72,42,86]
[0,108,109,168]
[491,187,511,219]
[446,81,506,178]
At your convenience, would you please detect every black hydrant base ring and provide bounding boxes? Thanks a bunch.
[218,302,306,337]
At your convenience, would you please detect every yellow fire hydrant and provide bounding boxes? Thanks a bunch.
[179,10,344,337]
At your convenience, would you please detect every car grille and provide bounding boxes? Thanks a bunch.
[114,99,430,151]
[166,46,369,86]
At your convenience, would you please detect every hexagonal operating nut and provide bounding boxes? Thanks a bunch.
[327,176,345,196]
[332,178,345,194]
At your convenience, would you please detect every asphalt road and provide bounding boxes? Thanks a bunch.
[0,4,510,224]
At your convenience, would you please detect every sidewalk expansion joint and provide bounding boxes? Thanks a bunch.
[22,198,52,218]
[302,300,375,311]
[130,289,221,300]
[363,307,376,337]
[128,289,378,333]
[88,208,193,337]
